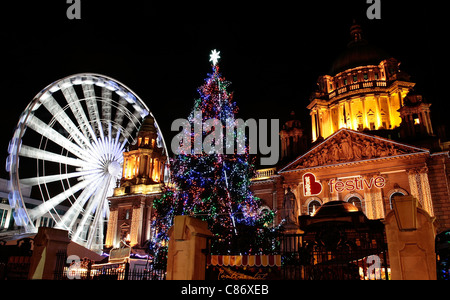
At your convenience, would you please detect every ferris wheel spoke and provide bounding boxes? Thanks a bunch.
[101,87,112,121]
[19,169,97,187]
[86,175,112,249]
[124,109,143,138]
[56,179,99,231]
[82,83,104,139]
[27,115,90,161]
[61,84,92,141]
[101,89,113,139]
[72,176,109,243]
[28,173,101,220]
[40,94,91,148]
[19,145,86,168]
[113,97,129,131]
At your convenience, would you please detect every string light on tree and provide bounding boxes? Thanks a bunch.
[149,50,278,259]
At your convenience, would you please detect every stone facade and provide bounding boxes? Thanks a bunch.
[250,23,450,235]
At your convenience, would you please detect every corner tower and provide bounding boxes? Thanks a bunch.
[104,115,168,250]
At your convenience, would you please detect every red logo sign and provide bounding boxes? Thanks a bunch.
[303,173,323,196]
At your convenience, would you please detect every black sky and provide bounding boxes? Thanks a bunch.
[0,0,447,179]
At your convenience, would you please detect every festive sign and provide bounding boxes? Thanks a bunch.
[328,176,385,193]
[303,173,386,196]
[303,173,323,196]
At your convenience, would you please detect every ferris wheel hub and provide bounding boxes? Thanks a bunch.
[107,161,122,178]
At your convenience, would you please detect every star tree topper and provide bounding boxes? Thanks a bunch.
[209,49,221,66]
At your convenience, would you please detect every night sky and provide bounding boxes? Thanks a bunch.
[0,0,447,179]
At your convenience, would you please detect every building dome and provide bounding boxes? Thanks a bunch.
[313,201,359,218]
[329,22,390,75]
[138,114,157,134]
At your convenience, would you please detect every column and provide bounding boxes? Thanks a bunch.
[373,188,384,219]
[407,167,434,217]
[122,155,128,179]
[398,90,403,107]
[347,100,353,130]
[146,155,151,178]
[130,201,144,247]
[135,156,140,178]
[144,203,153,242]
[338,103,344,129]
[422,111,433,135]
[152,158,159,181]
[425,111,434,135]
[364,188,374,219]
[419,169,434,216]
[311,111,317,141]
[363,174,384,219]
[420,111,428,134]
[318,111,323,139]
[105,207,119,248]
[149,158,154,181]
[386,95,394,129]
[140,154,148,177]
[374,94,381,129]
[361,97,368,129]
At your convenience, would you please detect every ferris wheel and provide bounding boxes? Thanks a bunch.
[6,73,168,251]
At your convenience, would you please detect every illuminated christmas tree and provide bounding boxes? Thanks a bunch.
[150,50,276,257]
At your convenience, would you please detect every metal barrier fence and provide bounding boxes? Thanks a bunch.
[53,251,166,280]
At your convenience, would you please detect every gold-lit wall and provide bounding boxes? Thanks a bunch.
[122,150,163,184]
[309,61,415,142]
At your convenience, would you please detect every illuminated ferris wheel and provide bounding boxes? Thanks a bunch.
[6,73,168,251]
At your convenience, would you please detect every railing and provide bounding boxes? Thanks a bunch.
[252,167,276,181]
[205,229,390,280]
[54,261,166,280]
[53,251,166,280]
[328,80,387,99]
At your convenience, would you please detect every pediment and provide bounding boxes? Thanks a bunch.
[280,129,429,172]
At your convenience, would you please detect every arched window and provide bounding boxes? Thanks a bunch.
[308,200,322,216]
[389,191,406,209]
[347,196,362,211]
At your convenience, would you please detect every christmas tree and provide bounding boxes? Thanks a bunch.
[150,50,277,259]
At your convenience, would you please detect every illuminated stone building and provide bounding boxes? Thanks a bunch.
[309,22,413,141]
[251,22,450,234]
[104,115,168,250]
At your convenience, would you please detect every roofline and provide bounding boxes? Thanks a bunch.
[278,128,430,173]
[279,151,429,174]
